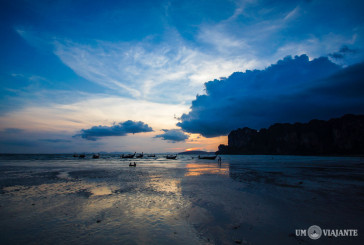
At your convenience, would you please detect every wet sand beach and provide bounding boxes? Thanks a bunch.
[0,154,363,244]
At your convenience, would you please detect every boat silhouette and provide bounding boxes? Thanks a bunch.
[121,152,136,158]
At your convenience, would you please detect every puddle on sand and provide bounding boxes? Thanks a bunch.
[90,186,113,196]
[57,171,71,180]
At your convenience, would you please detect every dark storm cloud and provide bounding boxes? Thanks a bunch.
[329,45,358,59]
[154,129,189,142]
[75,120,153,141]
[177,55,364,137]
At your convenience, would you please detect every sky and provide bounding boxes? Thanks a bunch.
[1,0,364,153]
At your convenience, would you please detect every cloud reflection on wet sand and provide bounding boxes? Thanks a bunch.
[185,163,229,176]
[0,167,202,244]
[1,155,363,245]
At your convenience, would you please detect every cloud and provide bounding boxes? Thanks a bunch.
[75,120,153,141]
[177,55,364,137]
[16,27,262,105]
[0,139,36,147]
[283,6,300,21]
[329,45,359,59]
[15,0,364,109]
[38,139,72,143]
[0,90,188,133]
[52,36,253,104]
[155,129,189,142]
[2,128,24,134]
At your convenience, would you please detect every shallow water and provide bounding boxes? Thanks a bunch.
[0,154,363,244]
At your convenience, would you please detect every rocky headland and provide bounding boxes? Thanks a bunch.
[217,114,364,155]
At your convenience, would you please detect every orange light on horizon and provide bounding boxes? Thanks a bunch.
[185,135,228,152]
[166,147,185,151]
[185,147,202,151]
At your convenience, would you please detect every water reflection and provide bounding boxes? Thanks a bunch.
[149,176,182,193]
[185,162,229,176]
[1,169,202,244]
[2,155,363,245]
[74,172,200,244]
[90,186,113,196]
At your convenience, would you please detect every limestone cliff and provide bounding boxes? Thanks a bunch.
[216,114,364,155]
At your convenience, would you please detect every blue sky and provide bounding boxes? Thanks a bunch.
[0,0,363,153]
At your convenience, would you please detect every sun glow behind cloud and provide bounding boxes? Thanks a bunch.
[0,92,226,152]
[0,95,187,132]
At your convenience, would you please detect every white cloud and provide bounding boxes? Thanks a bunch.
[52,36,259,105]
[283,6,300,21]
[197,27,250,54]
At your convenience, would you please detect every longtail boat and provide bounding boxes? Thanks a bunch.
[121,152,136,158]
[166,155,177,159]
[198,155,217,160]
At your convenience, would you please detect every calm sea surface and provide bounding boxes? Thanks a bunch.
[0,154,363,245]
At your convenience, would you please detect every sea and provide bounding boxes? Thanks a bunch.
[0,154,363,245]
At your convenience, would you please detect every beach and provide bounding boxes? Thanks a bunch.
[0,154,363,244]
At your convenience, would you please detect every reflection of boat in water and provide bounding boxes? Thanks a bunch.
[129,162,136,167]
[136,152,143,158]
[166,155,177,159]
[92,154,100,159]
[147,154,156,157]
[121,152,136,158]
[198,155,217,160]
